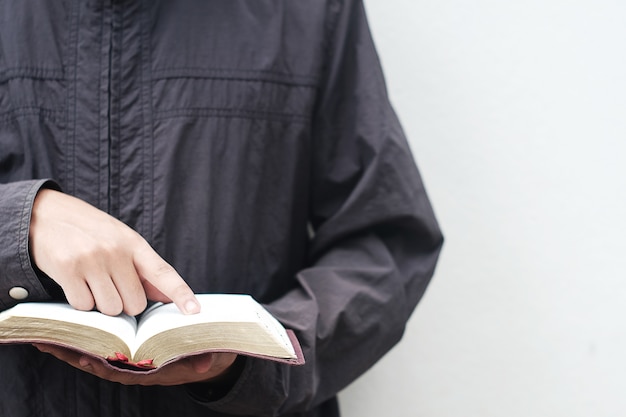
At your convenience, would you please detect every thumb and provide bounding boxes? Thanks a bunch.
[190,353,214,374]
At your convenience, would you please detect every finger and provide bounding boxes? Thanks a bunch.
[61,279,96,312]
[139,279,172,304]
[189,353,214,374]
[35,344,226,386]
[34,344,96,376]
[76,356,142,385]
[110,261,148,316]
[133,241,200,314]
[209,353,238,376]
[34,344,82,366]
[86,273,124,316]
[34,344,141,385]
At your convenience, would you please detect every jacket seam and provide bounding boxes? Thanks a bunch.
[111,1,123,218]
[153,66,318,78]
[139,0,155,242]
[0,67,65,84]
[153,107,311,123]
[65,0,80,196]
[97,4,106,213]
[152,68,319,87]
[153,75,318,89]
[0,107,64,123]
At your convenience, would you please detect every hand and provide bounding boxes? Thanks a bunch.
[29,189,200,316]
[33,344,238,386]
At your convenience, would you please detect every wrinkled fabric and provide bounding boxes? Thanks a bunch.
[0,0,443,416]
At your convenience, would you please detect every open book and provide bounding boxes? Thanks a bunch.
[0,294,304,372]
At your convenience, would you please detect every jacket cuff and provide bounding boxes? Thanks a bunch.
[0,179,61,310]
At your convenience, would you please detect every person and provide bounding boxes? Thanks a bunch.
[0,0,443,416]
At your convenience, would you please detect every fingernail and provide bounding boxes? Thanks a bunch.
[79,356,92,369]
[33,344,49,353]
[184,299,200,314]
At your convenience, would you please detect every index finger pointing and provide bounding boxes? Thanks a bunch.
[133,242,200,315]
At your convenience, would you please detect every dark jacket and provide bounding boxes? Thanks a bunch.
[0,0,443,416]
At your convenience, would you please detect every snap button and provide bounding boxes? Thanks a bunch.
[9,287,29,300]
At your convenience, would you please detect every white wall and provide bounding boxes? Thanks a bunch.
[340,1,626,416]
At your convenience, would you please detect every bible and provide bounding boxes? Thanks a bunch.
[0,294,304,372]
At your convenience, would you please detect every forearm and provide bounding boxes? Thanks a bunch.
[190,221,442,416]
[193,137,443,415]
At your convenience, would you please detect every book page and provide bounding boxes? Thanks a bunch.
[1,302,137,345]
[132,294,295,357]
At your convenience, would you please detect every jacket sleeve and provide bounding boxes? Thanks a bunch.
[195,0,443,414]
[0,180,59,311]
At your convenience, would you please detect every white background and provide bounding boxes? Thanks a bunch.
[340,1,626,416]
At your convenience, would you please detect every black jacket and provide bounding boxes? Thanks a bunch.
[0,0,443,416]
